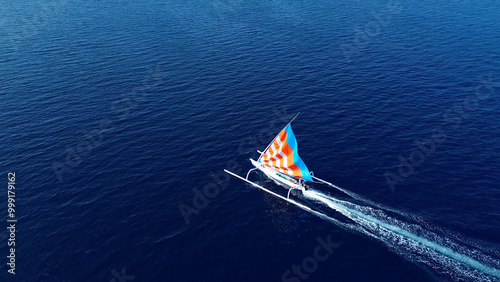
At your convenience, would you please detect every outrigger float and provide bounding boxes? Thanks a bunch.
[224,113,335,202]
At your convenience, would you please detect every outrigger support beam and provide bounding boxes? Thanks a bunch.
[224,169,312,211]
[287,188,301,199]
[245,168,257,180]
[311,175,335,186]
[311,175,353,197]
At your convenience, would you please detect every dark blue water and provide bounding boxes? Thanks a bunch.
[1,0,500,281]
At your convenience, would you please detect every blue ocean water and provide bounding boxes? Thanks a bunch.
[1,0,500,281]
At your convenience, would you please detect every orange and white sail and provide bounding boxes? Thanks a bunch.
[258,124,313,181]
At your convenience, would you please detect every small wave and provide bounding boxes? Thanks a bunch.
[154,226,189,244]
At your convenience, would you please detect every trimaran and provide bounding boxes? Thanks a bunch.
[226,114,500,281]
[225,113,335,202]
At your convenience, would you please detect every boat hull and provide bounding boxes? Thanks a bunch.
[250,159,304,191]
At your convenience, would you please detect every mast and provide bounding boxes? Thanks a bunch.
[257,112,301,161]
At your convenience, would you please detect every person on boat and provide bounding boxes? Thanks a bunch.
[299,179,310,191]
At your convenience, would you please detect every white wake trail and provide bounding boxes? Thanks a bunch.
[303,190,500,281]
[312,177,412,218]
